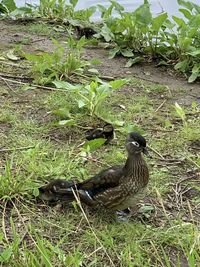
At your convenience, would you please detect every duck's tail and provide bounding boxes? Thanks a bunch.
[39,179,95,206]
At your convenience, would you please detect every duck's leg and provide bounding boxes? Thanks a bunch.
[116,208,131,221]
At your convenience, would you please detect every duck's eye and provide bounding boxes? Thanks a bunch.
[131,141,140,147]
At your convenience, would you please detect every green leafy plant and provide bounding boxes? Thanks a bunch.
[96,0,200,82]
[174,102,187,127]
[25,37,89,84]
[0,0,16,16]
[75,79,127,116]
[53,78,127,116]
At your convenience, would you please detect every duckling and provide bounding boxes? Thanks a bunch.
[39,179,74,202]
[85,123,114,144]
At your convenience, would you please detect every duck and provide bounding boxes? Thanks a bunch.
[39,132,150,211]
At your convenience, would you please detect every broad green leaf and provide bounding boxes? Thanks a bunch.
[192,64,200,73]
[174,60,188,72]
[83,138,106,151]
[1,0,16,12]
[110,0,124,13]
[108,47,120,59]
[121,49,134,57]
[179,8,192,19]
[109,79,127,89]
[125,57,143,68]
[52,108,71,119]
[188,64,200,83]
[187,27,198,38]
[33,188,39,197]
[172,15,186,27]
[191,14,200,27]
[172,16,187,28]
[152,12,168,33]
[69,0,78,8]
[187,49,200,56]
[52,80,79,90]
[0,3,8,14]
[53,80,71,89]
[77,99,86,108]
[58,119,75,126]
[156,60,169,67]
[139,205,155,213]
[6,50,20,61]
[0,247,12,263]
[100,25,114,42]
[0,55,6,60]
[178,0,200,13]
[87,68,99,74]
[174,102,186,120]
[134,1,152,25]
[188,72,200,83]
[113,120,124,126]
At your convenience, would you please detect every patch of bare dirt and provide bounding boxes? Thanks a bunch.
[1,19,199,106]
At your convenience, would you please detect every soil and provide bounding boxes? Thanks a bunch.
[0,20,199,104]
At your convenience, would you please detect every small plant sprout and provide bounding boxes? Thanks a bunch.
[174,102,187,126]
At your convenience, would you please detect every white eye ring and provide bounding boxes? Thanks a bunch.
[131,141,139,147]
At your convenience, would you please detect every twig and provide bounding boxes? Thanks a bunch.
[158,158,184,162]
[176,174,199,185]
[155,99,167,113]
[0,76,15,93]
[0,77,68,92]
[0,60,27,69]
[186,157,200,169]
[77,141,86,148]
[71,188,115,267]
[147,145,164,159]
[150,241,166,267]
[31,38,46,44]
[85,246,103,258]
[155,189,169,220]
[0,73,32,80]
[187,200,194,224]
[99,75,115,81]
[0,146,35,153]
[2,201,9,243]
[11,200,52,266]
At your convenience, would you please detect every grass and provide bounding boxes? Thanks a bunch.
[27,23,53,36]
[0,21,200,267]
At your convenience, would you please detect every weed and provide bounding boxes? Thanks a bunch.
[96,0,200,82]
[53,78,127,117]
[27,23,52,35]
[25,37,89,84]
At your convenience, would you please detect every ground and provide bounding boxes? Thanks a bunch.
[0,19,199,267]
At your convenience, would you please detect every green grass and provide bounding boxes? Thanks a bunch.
[0,23,200,267]
[27,23,53,36]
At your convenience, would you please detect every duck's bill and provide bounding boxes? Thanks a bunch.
[143,147,151,157]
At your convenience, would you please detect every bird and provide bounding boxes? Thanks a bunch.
[39,132,150,211]
[39,179,75,202]
[85,123,114,144]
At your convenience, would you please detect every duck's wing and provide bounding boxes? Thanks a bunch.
[41,166,123,206]
[77,165,123,197]
[51,166,123,205]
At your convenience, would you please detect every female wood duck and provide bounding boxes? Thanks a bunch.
[85,123,114,144]
[39,132,149,211]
